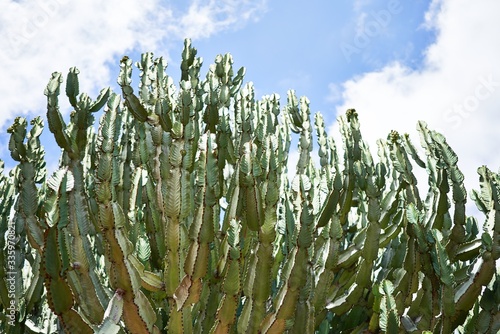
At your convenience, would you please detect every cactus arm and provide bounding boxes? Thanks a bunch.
[452,166,500,328]
[316,172,343,229]
[260,246,301,333]
[260,95,314,333]
[162,137,184,333]
[350,126,383,312]
[139,125,166,267]
[336,110,360,225]
[177,132,220,332]
[402,133,426,169]
[111,109,132,231]
[45,70,113,325]
[406,204,444,329]
[176,134,208,309]
[387,130,422,209]
[237,233,258,333]
[243,137,281,333]
[63,161,108,324]
[209,219,242,333]
[454,239,482,261]
[239,141,263,232]
[379,280,399,334]
[45,72,73,155]
[123,87,148,122]
[0,162,15,308]
[475,167,500,260]
[453,256,496,328]
[95,93,158,333]
[430,230,455,332]
[314,112,340,229]
[313,214,342,326]
[95,289,124,334]
[65,66,80,108]
[119,56,148,123]
[43,171,93,333]
[2,117,46,329]
[8,117,45,250]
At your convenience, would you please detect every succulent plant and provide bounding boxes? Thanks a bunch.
[0,39,498,333]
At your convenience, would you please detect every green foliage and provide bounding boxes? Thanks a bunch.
[1,39,499,333]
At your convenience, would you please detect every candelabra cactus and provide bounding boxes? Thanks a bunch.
[1,39,499,333]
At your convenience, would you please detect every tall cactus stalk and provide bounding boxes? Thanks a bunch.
[1,39,499,333]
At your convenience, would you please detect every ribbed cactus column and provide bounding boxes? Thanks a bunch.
[45,70,109,330]
[94,92,158,333]
[259,93,314,333]
[5,117,46,333]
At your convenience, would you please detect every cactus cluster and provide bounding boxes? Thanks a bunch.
[0,39,499,333]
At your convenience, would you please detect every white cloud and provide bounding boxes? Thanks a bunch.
[175,0,268,39]
[0,0,268,133]
[329,0,500,200]
[353,0,373,12]
[1,0,166,125]
[354,12,369,38]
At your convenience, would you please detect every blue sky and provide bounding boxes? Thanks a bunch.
[1,0,499,211]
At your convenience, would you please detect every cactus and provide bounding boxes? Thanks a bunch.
[1,39,499,333]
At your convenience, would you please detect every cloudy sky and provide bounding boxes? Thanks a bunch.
[1,0,499,212]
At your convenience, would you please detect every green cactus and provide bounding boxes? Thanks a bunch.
[1,39,499,333]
